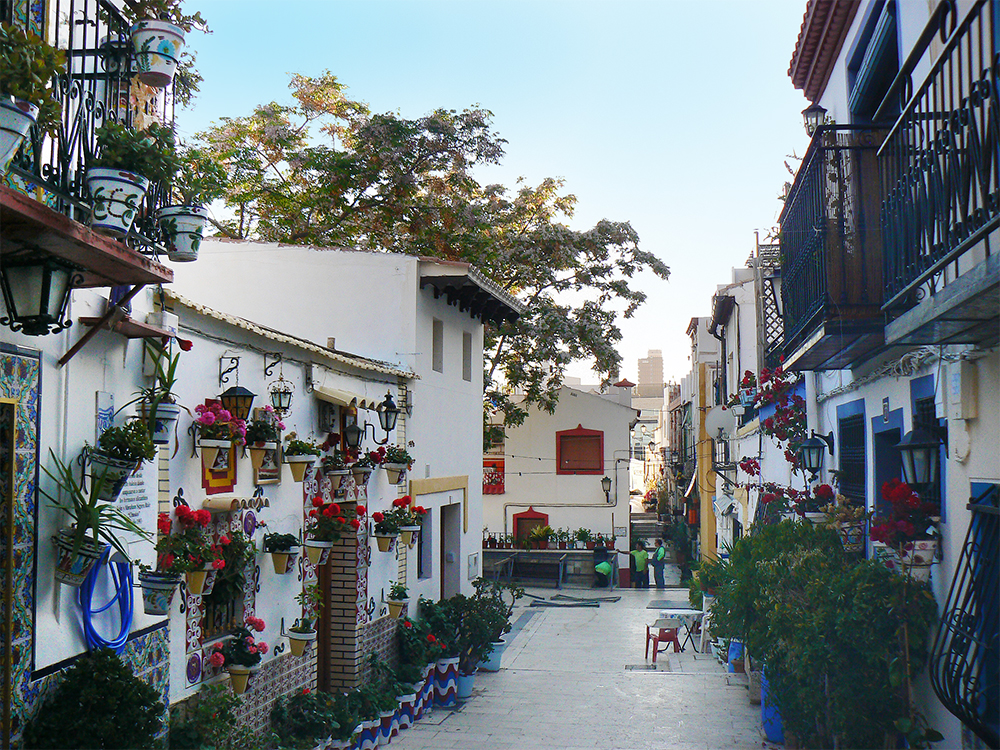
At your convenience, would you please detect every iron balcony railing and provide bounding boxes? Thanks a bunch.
[879,0,999,311]
[2,0,176,250]
[778,125,887,355]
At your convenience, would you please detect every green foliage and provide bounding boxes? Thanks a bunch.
[292,581,322,631]
[397,616,430,667]
[388,581,408,600]
[283,433,321,456]
[201,529,255,607]
[262,531,299,552]
[245,414,281,444]
[709,520,940,748]
[169,145,228,205]
[0,23,66,134]
[271,688,339,750]
[193,73,669,434]
[23,649,163,749]
[128,0,208,32]
[168,682,266,750]
[93,121,180,184]
[97,418,157,462]
[41,449,151,559]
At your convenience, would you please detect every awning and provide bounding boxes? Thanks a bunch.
[713,495,737,518]
[684,467,698,498]
[314,385,374,410]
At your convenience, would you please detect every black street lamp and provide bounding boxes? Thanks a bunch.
[0,254,81,335]
[268,374,293,418]
[219,385,256,422]
[798,430,835,481]
[896,426,945,488]
[344,392,400,449]
[601,475,612,502]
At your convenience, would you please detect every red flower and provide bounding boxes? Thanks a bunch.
[372,512,384,523]
[355,505,366,516]
[427,634,436,643]
[157,513,172,536]
[209,651,225,668]
[258,642,269,654]
[403,620,412,629]
[212,558,226,570]
[177,337,193,351]
[323,506,335,517]
[195,509,211,527]
[312,497,324,508]
[415,506,427,515]
[219,535,231,545]
[762,493,775,504]
[160,553,175,569]
[815,484,834,500]
[309,509,319,517]
[336,517,346,524]
[330,503,341,515]
[302,688,310,695]
[350,519,361,530]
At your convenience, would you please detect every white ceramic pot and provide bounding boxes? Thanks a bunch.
[148,401,181,445]
[900,539,938,581]
[130,20,185,87]
[138,569,181,615]
[157,205,208,262]
[0,98,37,173]
[86,167,150,237]
[89,450,138,502]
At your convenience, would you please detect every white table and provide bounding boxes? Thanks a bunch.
[659,608,704,652]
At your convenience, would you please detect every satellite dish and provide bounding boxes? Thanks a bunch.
[704,406,735,440]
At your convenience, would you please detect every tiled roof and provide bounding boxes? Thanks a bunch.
[789,0,861,101]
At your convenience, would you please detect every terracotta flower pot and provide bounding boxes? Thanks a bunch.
[387,599,407,619]
[304,539,333,566]
[269,547,299,574]
[374,534,396,552]
[325,469,349,490]
[284,454,315,482]
[199,438,230,469]
[399,526,420,546]
[185,568,207,596]
[227,665,252,695]
[384,463,407,485]
[287,628,316,657]
[248,441,277,472]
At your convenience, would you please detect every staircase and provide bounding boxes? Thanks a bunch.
[630,512,663,546]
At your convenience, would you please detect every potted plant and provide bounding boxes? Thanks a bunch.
[371,509,400,552]
[271,687,340,750]
[871,478,940,581]
[138,338,187,445]
[41,451,151,587]
[575,527,594,550]
[153,504,222,596]
[283,432,321,482]
[157,145,227,261]
[201,529,255,610]
[556,527,569,549]
[87,121,180,237]
[244,406,282,472]
[128,0,207,88]
[327,692,361,749]
[738,370,758,407]
[321,448,350,490]
[88,418,157,502]
[351,449,379,484]
[262,531,300,574]
[305,498,362,565]
[387,495,427,546]
[387,581,408,619]
[528,524,553,550]
[22,650,163,749]
[382,444,413,485]
[821,494,870,554]
[470,577,523,673]
[193,400,246,466]
[0,23,65,174]
[208,615,267,695]
[286,582,321,657]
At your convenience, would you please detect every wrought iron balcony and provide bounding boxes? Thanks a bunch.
[777,125,887,370]
[878,0,998,348]
[2,0,176,251]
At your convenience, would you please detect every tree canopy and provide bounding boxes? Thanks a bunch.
[194,72,670,434]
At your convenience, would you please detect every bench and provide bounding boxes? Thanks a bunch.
[485,554,516,583]
[511,552,567,589]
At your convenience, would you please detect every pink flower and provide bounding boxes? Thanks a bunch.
[277,422,286,430]
[209,651,225,668]
[258,642,269,654]
[248,645,257,654]
[217,409,232,422]
[244,635,255,645]
[197,412,217,426]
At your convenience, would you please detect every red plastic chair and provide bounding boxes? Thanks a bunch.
[646,618,682,662]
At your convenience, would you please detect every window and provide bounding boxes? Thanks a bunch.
[432,319,443,373]
[462,331,472,382]
[417,508,432,580]
[847,0,899,121]
[556,425,604,475]
[838,414,866,503]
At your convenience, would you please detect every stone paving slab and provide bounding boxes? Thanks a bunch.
[389,578,781,750]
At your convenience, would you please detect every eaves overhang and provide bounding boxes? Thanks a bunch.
[789,0,861,102]
[418,258,525,326]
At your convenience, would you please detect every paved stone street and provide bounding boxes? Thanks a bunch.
[391,570,773,750]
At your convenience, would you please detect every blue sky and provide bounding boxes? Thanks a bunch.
[180,0,812,383]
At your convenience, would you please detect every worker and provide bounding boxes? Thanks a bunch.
[650,538,667,589]
[594,560,613,588]
[627,540,650,588]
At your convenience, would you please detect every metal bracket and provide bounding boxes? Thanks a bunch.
[187,423,199,458]
[264,353,282,378]
[219,355,240,387]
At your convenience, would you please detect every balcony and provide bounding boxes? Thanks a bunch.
[2,0,176,253]
[778,125,887,370]
[878,0,998,348]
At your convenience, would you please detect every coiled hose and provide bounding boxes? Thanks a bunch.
[78,545,133,653]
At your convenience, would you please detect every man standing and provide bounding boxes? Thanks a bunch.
[629,541,650,589]
[651,538,667,589]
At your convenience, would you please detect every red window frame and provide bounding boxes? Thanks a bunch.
[556,424,604,475]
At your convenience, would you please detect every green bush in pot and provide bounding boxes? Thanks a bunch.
[92,121,180,184]
[0,22,66,137]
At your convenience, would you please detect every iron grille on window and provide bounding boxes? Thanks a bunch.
[202,598,240,642]
[929,485,999,748]
[838,415,866,502]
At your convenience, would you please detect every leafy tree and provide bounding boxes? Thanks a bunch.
[194,73,669,434]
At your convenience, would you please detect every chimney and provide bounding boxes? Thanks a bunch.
[327,338,336,350]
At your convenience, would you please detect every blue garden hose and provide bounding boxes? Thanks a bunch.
[78,545,134,654]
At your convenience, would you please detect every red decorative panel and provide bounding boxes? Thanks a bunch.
[483,459,504,494]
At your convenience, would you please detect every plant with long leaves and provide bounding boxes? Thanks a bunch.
[41,450,151,559]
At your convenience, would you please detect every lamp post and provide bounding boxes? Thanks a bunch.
[802,102,827,135]
[601,475,612,503]
[798,430,835,481]
[896,426,944,489]
[344,392,400,449]
[0,254,81,335]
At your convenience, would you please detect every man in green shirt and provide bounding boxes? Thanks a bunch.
[651,538,667,589]
[629,541,650,588]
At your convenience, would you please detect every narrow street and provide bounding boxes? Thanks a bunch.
[392,570,768,750]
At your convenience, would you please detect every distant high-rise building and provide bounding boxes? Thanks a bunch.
[637,349,664,398]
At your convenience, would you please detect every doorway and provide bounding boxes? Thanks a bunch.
[440,503,461,599]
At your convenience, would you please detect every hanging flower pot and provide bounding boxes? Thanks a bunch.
[269,545,299,574]
[247,441,278,472]
[52,530,103,587]
[325,469,349,491]
[303,539,333,566]
[86,167,151,237]
[145,402,181,446]
[137,569,181,615]
[156,204,208,262]
[185,568,208,596]
[899,539,937,581]
[837,520,866,553]
[226,665,253,696]
[803,511,826,526]
[0,98,37,174]
[286,626,317,657]
[351,465,373,485]
[373,534,396,553]
[386,597,408,619]
[383,462,407,485]
[199,438,230,469]
[89,450,139,503]
[284,454,315,482]
[398,526,420,547]
[130,20,185,88]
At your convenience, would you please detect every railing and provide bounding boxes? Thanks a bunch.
[3,0,176,249]
[779,125,886,353]
[879,0,999,310]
